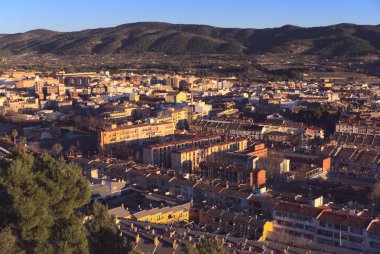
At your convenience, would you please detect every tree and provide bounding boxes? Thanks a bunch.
[51,143,63,156]
[29,142,40,153]
[18,137,27,152]
[20,137,27,145]
[86,201,132,254]
[11,129,18,145]
[0,227,23,254]
[0,152,91,254]
[185,237,227,254]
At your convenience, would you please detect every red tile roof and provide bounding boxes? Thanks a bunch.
[275,201,327,217]
[367,220,380,234]
[317,210,371,229]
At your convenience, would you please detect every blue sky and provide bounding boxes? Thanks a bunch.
[1,0,379,33]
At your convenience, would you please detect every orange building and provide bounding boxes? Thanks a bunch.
[247,143,268,158]
[250,169,266,187]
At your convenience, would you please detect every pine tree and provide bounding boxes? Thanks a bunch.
[11,129,18,145]
[0,227,23,254]
[185,237,227,254]
[0,152,90,253]
[86,201,132,254]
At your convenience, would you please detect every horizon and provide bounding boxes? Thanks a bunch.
[2,20,380,35]
[0,0,379,34]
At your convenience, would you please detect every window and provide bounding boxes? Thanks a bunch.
[305,225,315,232]
[317,229,333,237]
[350,227,362,235]
[348,235,362,243]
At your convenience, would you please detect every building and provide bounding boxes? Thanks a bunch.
[321,146,380,179]
[143,135,221,167]
[196,207,265,240]
[192,100,212,117]
[264,201,380,254]
[171,138,248,173]
[269,151,331,173]
[102,106,137,120]
[160,108,188,128]
[131,202,191,224]
[169,178,196,200]
[336,120,380,137]
[99,122,175,148]
[165,91,187,104]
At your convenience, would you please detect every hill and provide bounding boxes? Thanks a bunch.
[0,22,379,57]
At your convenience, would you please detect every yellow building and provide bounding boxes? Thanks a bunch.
[262,221,273,240]
[165,91,187,104]
[162,108,188,128]
[99,122,175,148]
[4,70,35,79]
[6,98,39,110]
[16,79,36,88]
[132,203,190,224]
[102,106,137,120]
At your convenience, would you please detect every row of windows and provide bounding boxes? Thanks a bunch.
[275,211,312,223]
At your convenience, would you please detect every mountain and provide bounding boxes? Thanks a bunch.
[0,22,379,57]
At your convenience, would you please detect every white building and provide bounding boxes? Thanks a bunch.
[193,100,212,116]
[269,201,380,254]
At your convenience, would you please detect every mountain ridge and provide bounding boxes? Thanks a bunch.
[0,22,379,57]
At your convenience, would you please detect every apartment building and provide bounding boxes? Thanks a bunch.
[321,146,380,179]
[165,91,187,103]
[5,97,40,111]
[365,220,380,254]
[336,120,380,136]
[330,133,380,152]
[99,122,175,148]
[142,135,221,167]
[160,108,188,128]
[171,138,248,172]
[196,207,265,240]
[265,201,380,254]
[131,202,190,224]
[101,106,137,120]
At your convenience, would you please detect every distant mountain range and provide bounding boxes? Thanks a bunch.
[0,22,379,57]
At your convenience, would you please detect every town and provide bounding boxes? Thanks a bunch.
[0,68,379,254]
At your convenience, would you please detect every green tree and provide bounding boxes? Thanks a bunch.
[86,201,132,254]
[185,237,227,254]
[0,152,90,254]
[0,227,23,254]
[20,137,27,144]
[11,129,18,145]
